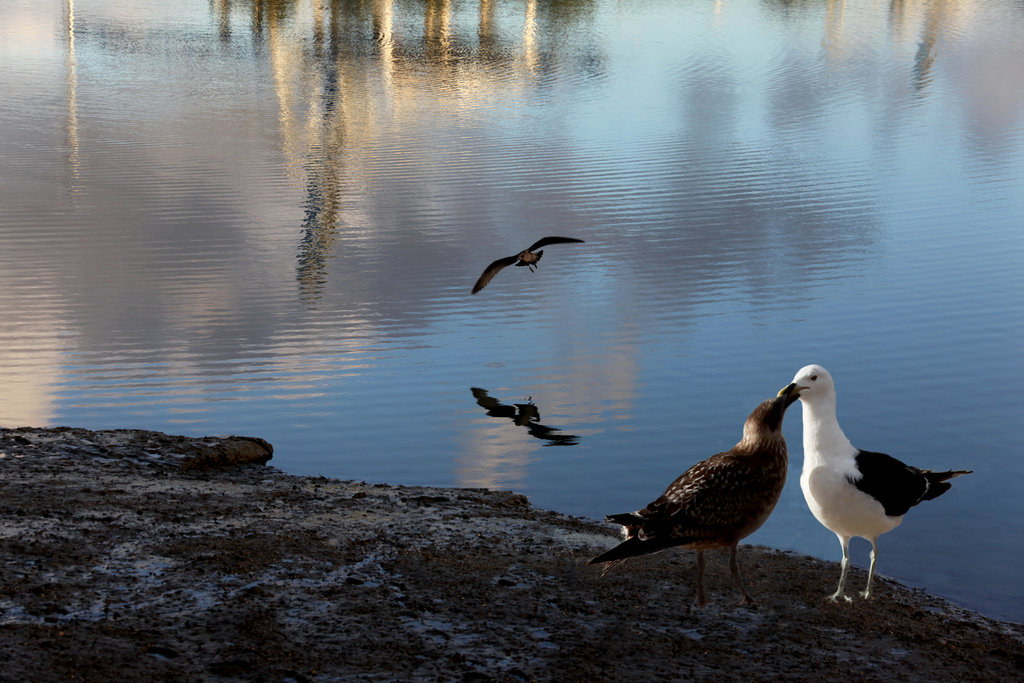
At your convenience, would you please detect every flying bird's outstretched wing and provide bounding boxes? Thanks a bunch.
[526,236,585,251]
[471,236,585,294]
[471,255,518,294]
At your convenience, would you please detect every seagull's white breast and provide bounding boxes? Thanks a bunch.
[800,465,902,540]
[798,397,902,540]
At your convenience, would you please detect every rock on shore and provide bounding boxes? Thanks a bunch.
[1,427,1021,681]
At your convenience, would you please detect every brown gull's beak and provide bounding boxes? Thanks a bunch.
[777,382,803,406]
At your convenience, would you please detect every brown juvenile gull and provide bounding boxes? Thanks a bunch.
[588,383,803,606]
[471,236,584,294]
[789,364,971,601]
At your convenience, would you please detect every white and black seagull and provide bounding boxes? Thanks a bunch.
[588,383,803,606]
[789,364,971,602]
[471,236,584,294]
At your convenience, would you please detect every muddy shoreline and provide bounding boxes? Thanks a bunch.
[1,427,1021,681]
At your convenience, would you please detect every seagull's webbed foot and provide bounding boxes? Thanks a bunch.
[827,591,853,603]
[859,588,873,600]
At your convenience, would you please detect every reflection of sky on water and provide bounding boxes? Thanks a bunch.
[0,0,1023,620]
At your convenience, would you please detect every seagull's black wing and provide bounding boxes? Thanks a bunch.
[471,255,518,294]
[851,450,930,517]
[526,236,585,251]
[849,450,970,517]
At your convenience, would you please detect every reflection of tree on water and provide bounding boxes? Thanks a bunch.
[226,0,294,36]
[296,172,342,304]
[283,0,348,304]
[763,0,964,97]
[893,0,953,94]
[471,387,579,446]
[64,0,82,197]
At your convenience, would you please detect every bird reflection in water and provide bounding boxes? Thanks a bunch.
[470,388,579,446]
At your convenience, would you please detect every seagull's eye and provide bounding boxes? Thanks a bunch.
[810,375,818,381]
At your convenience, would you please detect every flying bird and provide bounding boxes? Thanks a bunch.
[471,236,584,294]
[588,383,803,606]
[789,364,971,602]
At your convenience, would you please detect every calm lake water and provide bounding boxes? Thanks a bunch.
[2,0,1022,622]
